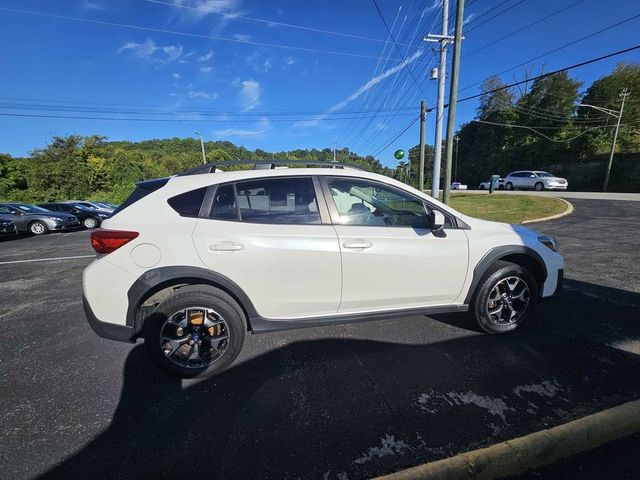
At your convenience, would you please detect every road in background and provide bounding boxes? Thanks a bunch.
[463,190,640,202]
[0,200,638,480]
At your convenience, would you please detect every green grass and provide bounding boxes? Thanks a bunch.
[448,193,569,224]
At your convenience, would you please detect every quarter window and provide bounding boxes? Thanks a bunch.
[325,178,430,228]
[235,177,320,224]
[210,184,238,220]
[167,187,207,218]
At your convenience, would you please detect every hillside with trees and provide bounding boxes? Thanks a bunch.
[0,137,390,203]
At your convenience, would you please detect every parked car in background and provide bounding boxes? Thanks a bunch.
[478,178,505,190]
[451,182,467,190]
[0,203,80,235]
[0,218,18,238]
[39,202,111,229]
[65,200,115,213]
[504,171,568,191]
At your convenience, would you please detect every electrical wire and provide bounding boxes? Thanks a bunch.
[465,0,526,33]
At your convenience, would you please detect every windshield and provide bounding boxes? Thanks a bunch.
[16,205,51,213]
[536,172,554,177]
[69,204,94,212]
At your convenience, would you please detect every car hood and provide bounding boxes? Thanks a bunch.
[31,212,77,220]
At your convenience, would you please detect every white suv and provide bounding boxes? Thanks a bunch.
[83,162,564,377]
[504,171,568,191]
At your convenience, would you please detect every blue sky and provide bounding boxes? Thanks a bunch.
[0,0,638,167]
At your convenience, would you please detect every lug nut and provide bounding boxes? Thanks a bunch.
[176,327,184,336]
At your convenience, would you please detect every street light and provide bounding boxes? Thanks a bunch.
[194,131,207,165]
[578,88,630,192]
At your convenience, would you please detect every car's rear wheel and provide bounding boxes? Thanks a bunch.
[28,221,48,235]
[82,217,99,229]
[534,182,544,191]
[143,285,246,378]
[479,184,485,190]
[471,261,538,334]
[505,182,514,190]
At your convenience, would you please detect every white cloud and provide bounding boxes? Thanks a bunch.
[187,90,218,99]
[118,39,183,63]
[214,117,269,138]
[173,73,181,79]
[238,79,261,110]
[246,50,272,73]
[283,56,296,66]
[295,49,424,127]
[169,0,244,34]
[233,34,251,42]
[463,13,475,25]
[198,50,214,62]
[200,66,213,73]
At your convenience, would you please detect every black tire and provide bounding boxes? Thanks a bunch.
[534,182,544,191]
[143,285,246,378]
[82,217,99,229]
[505,182,514,191]
[479,184,485,190]
[470,261,538,334]
[28,221,48,235]
[498,185,505,190]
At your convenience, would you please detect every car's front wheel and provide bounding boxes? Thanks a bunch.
[505,182,514,190]
[143,285,246,377]
[82,217,99,229]
[471,261,538,334]
[29,221,48,235]
[534,182,544,191]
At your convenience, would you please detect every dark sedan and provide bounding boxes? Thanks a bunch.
[0,203,80,235]
[38,202,111,229]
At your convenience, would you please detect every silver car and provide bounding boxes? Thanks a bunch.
[0,203,81,235]
[504,171,568,191]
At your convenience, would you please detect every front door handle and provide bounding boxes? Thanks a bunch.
[343,239,373,249]
[210,241,244,252]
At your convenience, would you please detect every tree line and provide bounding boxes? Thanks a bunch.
[393,62,640,192]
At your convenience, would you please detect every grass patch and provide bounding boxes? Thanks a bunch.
[448,193,568,223]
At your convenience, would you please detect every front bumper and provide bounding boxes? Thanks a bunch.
[83,295,137,343]
[544,184,568,190]
[0,225,18,236]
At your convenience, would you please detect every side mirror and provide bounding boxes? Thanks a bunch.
[430,211,446,238]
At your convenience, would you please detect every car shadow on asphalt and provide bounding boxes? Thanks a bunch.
[39,280,640,480]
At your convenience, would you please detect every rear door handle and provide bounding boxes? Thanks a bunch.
[210,241,244,252]
[342,239,373,249]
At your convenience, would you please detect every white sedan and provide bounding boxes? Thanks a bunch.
[451,182,467,190]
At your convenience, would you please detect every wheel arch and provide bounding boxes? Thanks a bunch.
[464,246,547,304]
[127,266,259,336]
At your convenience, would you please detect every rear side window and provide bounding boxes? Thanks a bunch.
[168,187,207,218]
[235,177,320,224]
[210,184,238,221]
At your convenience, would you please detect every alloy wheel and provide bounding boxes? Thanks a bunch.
[30,222,46,235]
[159,307,230,369]
[486,276,530,325]
[84,217,98,229]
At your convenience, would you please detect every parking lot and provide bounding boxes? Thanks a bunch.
[1,199,639,480]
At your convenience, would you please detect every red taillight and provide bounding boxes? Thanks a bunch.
[91,229,139,254]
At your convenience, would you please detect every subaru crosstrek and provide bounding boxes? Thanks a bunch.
[83,162,564,377]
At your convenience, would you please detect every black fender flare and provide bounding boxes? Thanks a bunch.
[126,266,260,333]
[463,246,548,304]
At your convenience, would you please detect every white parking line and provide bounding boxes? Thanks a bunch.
[0,255,95,265]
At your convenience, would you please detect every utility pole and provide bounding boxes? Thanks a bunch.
[454,135,459,182]
[333,139,337,163]
[194,131,206,164]
[603,88,629,192]
[442,0,465,205]
[418,100,427,191]
[425,0,451,198]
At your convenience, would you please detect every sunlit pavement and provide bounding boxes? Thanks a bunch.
[0,199,638,480]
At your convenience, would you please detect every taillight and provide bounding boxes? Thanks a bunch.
[91,229,139,254]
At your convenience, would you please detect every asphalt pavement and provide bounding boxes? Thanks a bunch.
[0,199,639,480]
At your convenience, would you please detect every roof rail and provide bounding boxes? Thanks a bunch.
[178,160,365,176]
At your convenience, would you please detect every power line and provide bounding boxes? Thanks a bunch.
[461,13,640,92]
[0,112,415,123]
[464,0,585,57]
[0,7,431,63]
[370,116,420,158]
[455,44,640,105]
[465,0,526,33]
[144,0,419,47]
[371,0,426,95]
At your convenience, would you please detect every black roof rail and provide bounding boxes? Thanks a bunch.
[178,160,365,176]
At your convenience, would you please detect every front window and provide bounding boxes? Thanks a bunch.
[325,177,429,228]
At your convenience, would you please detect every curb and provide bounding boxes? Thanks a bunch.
[372,399,640,480]
[521,198,574,224]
